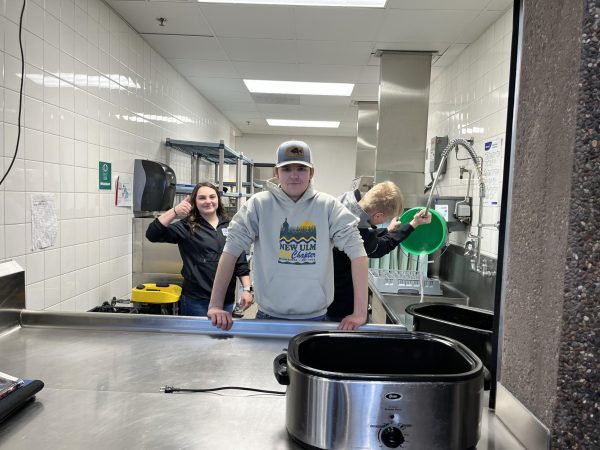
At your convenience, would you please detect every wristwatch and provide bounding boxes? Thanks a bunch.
[242,287,252,292]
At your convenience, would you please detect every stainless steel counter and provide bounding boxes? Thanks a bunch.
[0,311,523,449]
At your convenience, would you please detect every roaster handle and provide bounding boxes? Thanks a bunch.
[273,352,289,385]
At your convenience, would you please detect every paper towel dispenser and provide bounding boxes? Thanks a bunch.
[133,159,176,217]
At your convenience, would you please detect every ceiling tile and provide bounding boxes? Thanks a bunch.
[292,64,363,83]
[342,106,360,121]
[199,4,295,39]
[386,0,490,9]
[374,41,448,53]
[233,62,302,80]
[220,38,298,63]
[294,7,384,42]
[338,120,358,131]
[256,103,349,118]
[223,111,266,122]
[300,96,353,107]
[297,41,374,65]
[188,77,247,92]
[143,35,227,60]
[107,1,212,35]
[351,83,378,99]
[251,93,301,105]
[168,59,237,78]
[351,95,379,102]
[201,89,255,104]
[367,54,381,66]
[217,102,260,113]
[377,10,480,43]
[256,104,309,116]
[232,62,362,83]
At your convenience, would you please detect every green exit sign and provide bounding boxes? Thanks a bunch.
[99,161,112,190]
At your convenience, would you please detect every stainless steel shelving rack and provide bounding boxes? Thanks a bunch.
[165,138,256,212]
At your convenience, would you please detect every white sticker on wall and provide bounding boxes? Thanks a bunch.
[31,194,58,250]
[435,204,449,221]
[483,137,504,206]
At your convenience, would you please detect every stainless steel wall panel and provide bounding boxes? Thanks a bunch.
[377,52,432,173]
[355,101,378,177]
[132,217,183,287]
[374,170,425,210]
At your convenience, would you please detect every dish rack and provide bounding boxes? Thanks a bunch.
[369,269,443,296]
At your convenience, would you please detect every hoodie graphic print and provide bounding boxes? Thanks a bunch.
[278,218,317,265]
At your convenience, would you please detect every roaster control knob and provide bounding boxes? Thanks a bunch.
[380,426,404,448]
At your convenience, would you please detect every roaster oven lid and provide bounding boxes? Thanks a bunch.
[287,331,483,382]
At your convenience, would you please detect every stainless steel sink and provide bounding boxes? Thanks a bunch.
[374,283,469,328]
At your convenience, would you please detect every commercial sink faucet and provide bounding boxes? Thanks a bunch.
[464,239,497,277]
[424,138,495,278]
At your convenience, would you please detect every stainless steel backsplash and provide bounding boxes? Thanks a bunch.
[431,244,496,310]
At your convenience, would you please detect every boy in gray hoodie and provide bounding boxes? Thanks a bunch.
[208,141,368,331]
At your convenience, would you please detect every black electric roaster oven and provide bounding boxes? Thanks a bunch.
[274,331,483,450]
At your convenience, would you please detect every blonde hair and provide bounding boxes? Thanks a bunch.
[358,181,404,218]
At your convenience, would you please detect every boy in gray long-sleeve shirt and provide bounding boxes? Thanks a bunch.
[328,181,431,320]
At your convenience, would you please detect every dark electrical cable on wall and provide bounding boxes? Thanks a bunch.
[0,0,27,187]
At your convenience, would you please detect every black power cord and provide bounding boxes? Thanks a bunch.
[161,385,286,395]
[0,0,27,187]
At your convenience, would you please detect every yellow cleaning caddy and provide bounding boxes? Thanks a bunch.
[131,283,182,304]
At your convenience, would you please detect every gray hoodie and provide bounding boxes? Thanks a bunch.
[337,190,371,227]
[223,181,366,319]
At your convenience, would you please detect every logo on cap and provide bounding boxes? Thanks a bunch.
[286,146,305,159]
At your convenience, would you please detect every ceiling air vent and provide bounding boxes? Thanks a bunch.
[251,93,301,105]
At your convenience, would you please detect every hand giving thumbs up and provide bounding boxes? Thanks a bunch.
[174,195,193,216]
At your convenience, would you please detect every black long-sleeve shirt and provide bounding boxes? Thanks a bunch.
[327,219,414,319]
[146,216,250,305]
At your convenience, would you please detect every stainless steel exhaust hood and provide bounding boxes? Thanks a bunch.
[355,101,378,178]
[376,51,432,208]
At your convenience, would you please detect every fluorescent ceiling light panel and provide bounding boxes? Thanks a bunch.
[198,0,386,7]
[244,79,353,96]
[267,119,340,128]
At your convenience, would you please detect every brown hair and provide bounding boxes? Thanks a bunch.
[186,182,226,233]
[358,181,404,218]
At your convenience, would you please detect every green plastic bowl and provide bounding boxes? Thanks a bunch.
[399,207,448,255]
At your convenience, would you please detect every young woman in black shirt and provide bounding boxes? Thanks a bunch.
[146,182,252,316]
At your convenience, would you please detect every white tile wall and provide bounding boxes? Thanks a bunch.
[426,9,512,258]
[1,0,236,310]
